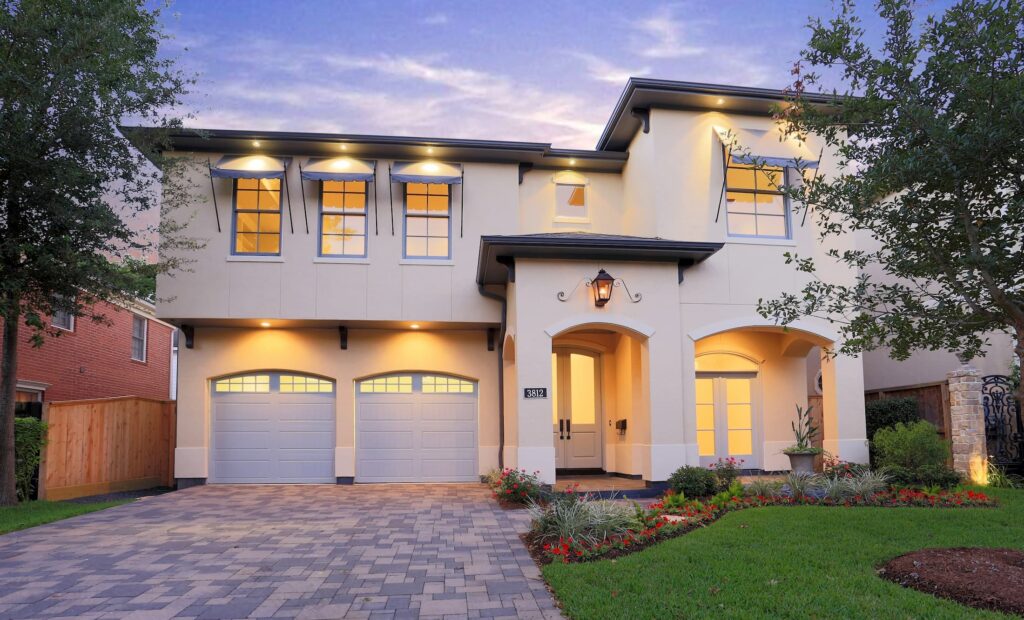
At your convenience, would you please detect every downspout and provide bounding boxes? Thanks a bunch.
[478,283,507,469]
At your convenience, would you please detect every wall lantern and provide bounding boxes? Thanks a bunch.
[558,269,642,306]
[591,269,615,307]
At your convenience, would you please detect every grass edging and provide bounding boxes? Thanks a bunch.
[0,499,130,535]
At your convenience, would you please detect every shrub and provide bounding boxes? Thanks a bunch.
[873,421,950,471]
[784,471,821,499]
[491,468,543,504]
[865,397,920,439]
[987,461,1023,488]
[14,417,48,501]
[822,455,869,478]
[527,494,642,546]
[668,465,718,498]
[709,457,743,491]
[883,464,962,489]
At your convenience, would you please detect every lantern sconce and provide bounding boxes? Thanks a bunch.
[557,269,642,306]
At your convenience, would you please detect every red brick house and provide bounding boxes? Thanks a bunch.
[4,298,176,404]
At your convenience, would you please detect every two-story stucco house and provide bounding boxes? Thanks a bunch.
[132,78,870,489]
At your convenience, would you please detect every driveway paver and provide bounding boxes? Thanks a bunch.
[0,485,561,619]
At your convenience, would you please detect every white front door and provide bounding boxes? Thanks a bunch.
[552,349,603,470]
[696,373,759,468]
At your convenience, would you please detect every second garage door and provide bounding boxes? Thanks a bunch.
[356,373,478,482]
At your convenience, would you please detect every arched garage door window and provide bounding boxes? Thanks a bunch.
[356,372,478,483]
[210,372,335,484]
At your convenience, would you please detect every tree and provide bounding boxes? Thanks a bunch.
[754,0,1024,407]
[0,0,199,505]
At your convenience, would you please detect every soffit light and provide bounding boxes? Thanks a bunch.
[252,140,261,148]
[410,323,421,329]
[557,269,642,307]
[260,321,271,328]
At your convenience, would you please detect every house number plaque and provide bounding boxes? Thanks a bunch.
[523,388,548,399]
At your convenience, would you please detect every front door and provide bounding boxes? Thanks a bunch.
[552,349,602,470]
[696,374,759,468]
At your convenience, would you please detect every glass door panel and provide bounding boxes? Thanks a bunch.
[552,349,602,470]
[695,378,716,457]
[697,374,758,467]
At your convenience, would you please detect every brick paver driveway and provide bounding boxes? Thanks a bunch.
[0,485,561,619]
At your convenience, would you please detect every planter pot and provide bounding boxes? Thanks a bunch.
[786,452,817,474]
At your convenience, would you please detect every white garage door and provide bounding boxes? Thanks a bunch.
[210,373,335,483]
[356,373,478,482]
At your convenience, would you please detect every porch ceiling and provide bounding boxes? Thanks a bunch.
[476,232,723,285]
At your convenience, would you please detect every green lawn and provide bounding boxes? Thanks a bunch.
[0,499,129,535]
[542,487,1024,619]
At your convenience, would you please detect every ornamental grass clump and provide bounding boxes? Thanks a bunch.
[527,493,642,547]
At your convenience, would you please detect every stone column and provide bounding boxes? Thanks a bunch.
[947,365,986,480]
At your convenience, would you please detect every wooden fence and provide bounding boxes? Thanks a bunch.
[39,397,176,501]
[865,381,951,441]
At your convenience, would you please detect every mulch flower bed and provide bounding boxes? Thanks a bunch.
[879,547,1024,616]
[526,489,996,565]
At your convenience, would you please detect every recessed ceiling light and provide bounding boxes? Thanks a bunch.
[260,321,271,328]
[569,158,577,165]
[426,147,434,154]
[252,140,261,147]
[410,323,420,330]
[716,98,725,105]
[340,143,348,150]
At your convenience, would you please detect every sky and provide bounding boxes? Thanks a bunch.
[161,0,955,150]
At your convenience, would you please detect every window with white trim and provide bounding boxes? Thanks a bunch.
[555,183,588,221]
[725,164,789,238]
[359,375,413,393]
[131,315,147,362]
[404,183,450,258]
[214,374,270,393]
[51,308,74,331]
[320,180,367,257]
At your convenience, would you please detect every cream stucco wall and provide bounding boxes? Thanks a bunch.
[164,104,875,484]
[174,327,500,479]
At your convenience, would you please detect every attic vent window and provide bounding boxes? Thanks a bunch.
[552,170,590,224]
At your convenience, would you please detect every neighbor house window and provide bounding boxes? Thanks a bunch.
[725,164,789,238]
[555,183,588,222]
[233,178,281,255]
[131,315,147,362]
[320,180,367,257]
[404,183,450,258]
[51,308,74,331]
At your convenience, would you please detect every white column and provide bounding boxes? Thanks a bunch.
[514,329,557,483]
[820,351,869,463]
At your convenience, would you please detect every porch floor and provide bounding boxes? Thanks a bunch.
[554,475,647,493]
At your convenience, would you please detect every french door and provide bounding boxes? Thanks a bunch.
[552,349,603,470]
[695,373,759,468]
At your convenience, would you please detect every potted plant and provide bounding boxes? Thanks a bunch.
[783,404,822,473]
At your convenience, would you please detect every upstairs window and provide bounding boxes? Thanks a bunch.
[131,315,147,362]
[555,183,587,222]
[51,307,74,331]
[725,164,789,238]
[320,180,367,257]
[404,183,450,258]
[233,178,281,255]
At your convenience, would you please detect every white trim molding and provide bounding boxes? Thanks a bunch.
[545,315,656,339]
[687,316,839,344]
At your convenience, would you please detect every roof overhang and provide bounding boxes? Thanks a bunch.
[597,78,840,151]
[121,127,628,174]
[476,234,723,285]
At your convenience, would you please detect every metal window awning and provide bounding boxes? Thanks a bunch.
[207,155,295,233]
[713,126,819,169]
[300,157,376,182]
[299,157,380,236]
[209,154,290,179]
[388,161,466,238]
[390,161,463,184]
[713,126,821,225]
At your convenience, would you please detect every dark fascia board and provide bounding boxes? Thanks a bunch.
[596,78,840,151]
[121,126,629,174]
[476,235,724,285]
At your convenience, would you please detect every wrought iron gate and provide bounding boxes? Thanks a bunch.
[983,375,1024,473]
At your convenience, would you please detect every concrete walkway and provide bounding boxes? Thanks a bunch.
[0,485,561,619]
